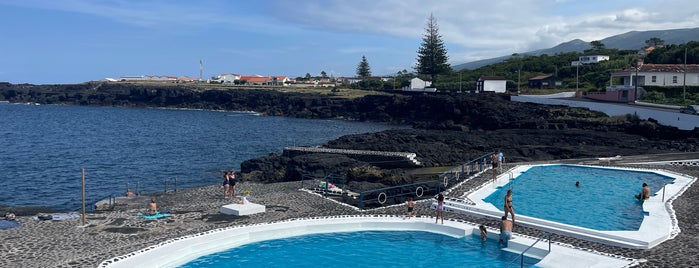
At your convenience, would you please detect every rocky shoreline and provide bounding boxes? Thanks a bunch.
[2,83,698,267]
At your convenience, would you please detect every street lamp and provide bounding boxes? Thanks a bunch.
[576,63,579,91]
[517,68,521,95]
[634,59,639,102]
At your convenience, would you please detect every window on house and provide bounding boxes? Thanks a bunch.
[673,76,678,83]
[651,76,656,83]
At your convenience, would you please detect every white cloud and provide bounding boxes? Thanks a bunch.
[268,0,699,63]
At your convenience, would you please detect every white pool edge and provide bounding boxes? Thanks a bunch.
[98,215,638,268]
[451,164,697,249]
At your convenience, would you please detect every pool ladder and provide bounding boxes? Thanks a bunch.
[506,171,515,190]
[505,232,551,268]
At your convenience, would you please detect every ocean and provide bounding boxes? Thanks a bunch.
[0,103,399,212]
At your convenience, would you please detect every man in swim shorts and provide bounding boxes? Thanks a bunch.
[635,183,651,200]
[406,197,415,219]
[499,216,513,247]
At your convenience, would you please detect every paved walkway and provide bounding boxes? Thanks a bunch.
[512,95,699,130]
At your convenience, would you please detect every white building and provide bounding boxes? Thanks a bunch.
[476,76,506,93]
[610,63,699,87]
[405,77,433,91]
[218,74,241,84]
[571,54,610,66]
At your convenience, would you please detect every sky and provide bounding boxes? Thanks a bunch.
[1,0,698,84]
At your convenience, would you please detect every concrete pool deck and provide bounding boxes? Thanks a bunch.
[98,215,638,268]
[443,164,696,249]
[1,153,698,267]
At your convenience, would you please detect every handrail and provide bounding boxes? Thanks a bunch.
[507,171,515,190]
[505,232,551,268]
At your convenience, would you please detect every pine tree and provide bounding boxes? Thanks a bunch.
[415,14,450,84]
[356,55,372,78]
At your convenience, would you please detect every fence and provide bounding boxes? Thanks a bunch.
[437,152,496,188]
[92,177,180,211]
[299,152,498,210]
[354,180,442,209]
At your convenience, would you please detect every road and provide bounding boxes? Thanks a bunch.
[512,95,698,131]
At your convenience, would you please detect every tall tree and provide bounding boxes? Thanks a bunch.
[356,55,372,78]
[415,14,450,84]
[320,71,328,78]
[590,40,605,52]
[645,37,665,48]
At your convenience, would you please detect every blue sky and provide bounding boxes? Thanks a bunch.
[1,0,697,84]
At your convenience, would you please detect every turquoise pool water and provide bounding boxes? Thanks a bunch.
[484,165,674,231]
[180,231,540,268]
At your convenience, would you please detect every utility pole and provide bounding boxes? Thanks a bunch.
[576,63,579,92]
[684,47,687,104]
[634,59,639,102]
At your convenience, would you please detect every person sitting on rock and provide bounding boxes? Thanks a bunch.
[148,199,158,215]
[4,212,16,221]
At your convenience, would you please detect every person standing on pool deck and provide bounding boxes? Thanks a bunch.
[435,194,445,224]
[497,150,504,172]
[222,171,231,199]
[229,170,237,198]
[406,197,415,219]
[491,152,499,182]
[498,216,513,247]
[635,183,651,200]
[503,189,515,225]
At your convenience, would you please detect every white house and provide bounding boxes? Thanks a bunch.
[476,76,506,93]
[571,54,610,66]
[610,63,699,87]
[406,78,432,91]
[218,74,241,84]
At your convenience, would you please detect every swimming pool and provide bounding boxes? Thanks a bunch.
[180,230,540,268]
[483,165,674,231]
[99,216,638,268]
[450,164,696,249]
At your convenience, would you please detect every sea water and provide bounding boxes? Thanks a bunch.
[0,103,400,211]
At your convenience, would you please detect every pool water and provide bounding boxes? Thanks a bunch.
[180,231,540,268]
[484,165,674,231]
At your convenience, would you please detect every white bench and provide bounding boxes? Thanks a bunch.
[220,202,266,216]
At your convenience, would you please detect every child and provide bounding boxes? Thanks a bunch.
[435,194,445,224]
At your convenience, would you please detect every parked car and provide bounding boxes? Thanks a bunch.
[679,105,699,115]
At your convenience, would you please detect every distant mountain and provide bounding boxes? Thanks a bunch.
[453,27,699,70]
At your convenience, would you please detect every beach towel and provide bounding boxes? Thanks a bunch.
[51,213,80,221]
[138,212,171,219]
[0,220,21,230]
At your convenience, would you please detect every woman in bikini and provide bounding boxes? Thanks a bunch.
[503,189,515,225]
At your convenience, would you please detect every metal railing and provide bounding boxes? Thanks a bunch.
[356,180,441,209]
[505,232,552,268]
[438,152,495,189]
